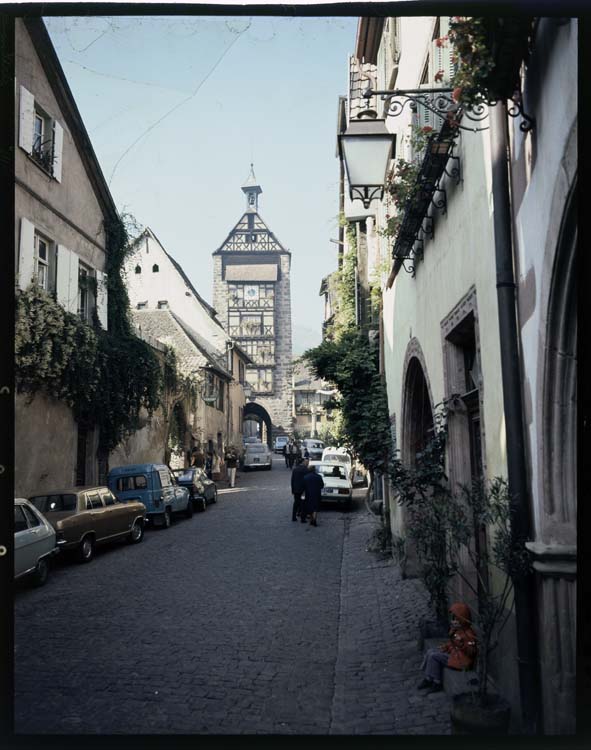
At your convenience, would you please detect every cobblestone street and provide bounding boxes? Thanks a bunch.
[15,457,450,735]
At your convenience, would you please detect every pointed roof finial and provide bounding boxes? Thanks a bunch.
[242,162,259,189]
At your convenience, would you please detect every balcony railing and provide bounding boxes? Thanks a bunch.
[392,120,461,276]
[228,298,274,310]
[229,325,274,338]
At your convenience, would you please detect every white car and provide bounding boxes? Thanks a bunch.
[321,447,352,470]
[242,443,273,471]
[301,439,325,460]
[14,498,58,586]
[274,435,289,454]
[308,461,353,507]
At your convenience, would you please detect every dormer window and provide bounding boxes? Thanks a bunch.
[137,301,148,310]
[157,300,168,309]
[152,264,159,273]
[135,265,142,274]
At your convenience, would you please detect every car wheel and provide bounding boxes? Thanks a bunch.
[201,497,207,511]
[32,557,49,586]
[77,535,94,563]
[185,499,194,519]
[211,488,217,504]
[128,519,144,544]
[163,508,172,528]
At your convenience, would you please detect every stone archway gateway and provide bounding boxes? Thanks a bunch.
[243,401,273,448]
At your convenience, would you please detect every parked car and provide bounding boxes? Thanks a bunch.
[14,498,58,586]
[108,463,192,528]
[243,436,261,447]
[308,460,353,508]
[242,443,273,470]
[273,435,289,454]
[28,487,146,563]
[301,439,325,460]
[172,467,217,510]
[321,447,352,470]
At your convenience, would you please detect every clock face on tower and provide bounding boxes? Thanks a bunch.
[245,285,259,301]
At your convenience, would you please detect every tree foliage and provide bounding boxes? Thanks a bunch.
[304,329,390,473]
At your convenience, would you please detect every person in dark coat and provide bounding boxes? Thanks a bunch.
[290,457,309,522]
[302,465,324,527]
[282,442,289,468]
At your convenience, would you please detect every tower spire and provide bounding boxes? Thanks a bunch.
[241,163,262,212]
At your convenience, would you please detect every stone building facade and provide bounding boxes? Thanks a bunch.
[212,168,293,442]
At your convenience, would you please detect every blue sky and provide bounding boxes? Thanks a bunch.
[45,15,358,354]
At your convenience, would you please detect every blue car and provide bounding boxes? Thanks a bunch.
[108,464,192,529]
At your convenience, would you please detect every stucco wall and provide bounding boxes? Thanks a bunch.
[15,392,78,496]
[15,19,107,273]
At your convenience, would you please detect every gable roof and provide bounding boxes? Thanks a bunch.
[213,212,290,255]
[131,309,231,381]
[135,227,220,320]
[22,18,118,226]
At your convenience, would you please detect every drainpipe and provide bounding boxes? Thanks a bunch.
[489,102,541,734]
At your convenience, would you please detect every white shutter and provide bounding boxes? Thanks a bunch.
[18,217,35,288]
[56,245,78,313]
[95,270,109,330]
[18,85,34,154]
[52,120,63,182]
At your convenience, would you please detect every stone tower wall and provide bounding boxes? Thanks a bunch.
[212,251,293,437]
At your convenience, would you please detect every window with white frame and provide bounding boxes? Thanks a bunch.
[18,85,63,181]
[34,231,51,290]
[78,262,94,322]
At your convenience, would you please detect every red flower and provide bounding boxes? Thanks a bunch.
[435,35,448,48]
[434,70,445,83]
[421,126,434,133]
[452,86,463,102]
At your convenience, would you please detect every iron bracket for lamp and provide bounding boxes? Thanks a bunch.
[363,86,535,133]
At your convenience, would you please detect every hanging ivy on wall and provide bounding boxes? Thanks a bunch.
[15,213,166,453]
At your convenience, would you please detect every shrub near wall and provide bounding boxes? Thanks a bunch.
[15,284,162,452]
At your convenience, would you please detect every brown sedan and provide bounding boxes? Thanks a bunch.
[29,486,146,563]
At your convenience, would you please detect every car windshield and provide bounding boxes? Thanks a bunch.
[316,464,347,480]
[173,470,194,482]
[30,494,77,512]
[247,445,267,453]
[308,442,324,449]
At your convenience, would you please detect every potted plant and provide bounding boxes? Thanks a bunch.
[390,410,455,641]
[445,477,532,734]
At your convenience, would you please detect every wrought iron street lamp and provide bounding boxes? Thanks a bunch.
[338,116,396,209]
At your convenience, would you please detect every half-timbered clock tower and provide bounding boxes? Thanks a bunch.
[212,166,293,442]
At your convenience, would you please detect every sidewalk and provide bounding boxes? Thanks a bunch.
[329,508,452,735]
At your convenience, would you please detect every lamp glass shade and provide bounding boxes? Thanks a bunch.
[340,119,394,192]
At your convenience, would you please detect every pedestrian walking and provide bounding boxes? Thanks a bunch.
[302,465,324,527]
[418,602,478,694]
[205,450,213,479]
[211,450,222,482]
[287,439,297,469]
[224,445,239,488]
[290,456,309,521]
[283,442,289,468]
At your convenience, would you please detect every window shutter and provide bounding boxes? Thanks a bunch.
[18,85,34,154]
[18,217,35,288]
[95,270,109,330]
[52,120,63,182]
[56,245,78,313]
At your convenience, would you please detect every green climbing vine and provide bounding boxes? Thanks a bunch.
[15,213,165,453]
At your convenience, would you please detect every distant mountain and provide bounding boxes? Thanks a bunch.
[292,322,321,356]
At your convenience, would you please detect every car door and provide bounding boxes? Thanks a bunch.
[156,468,175,511]
[99,488,130,536]
[14,504,35,576]
[84,490,107,541]
[169,471,188,511]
